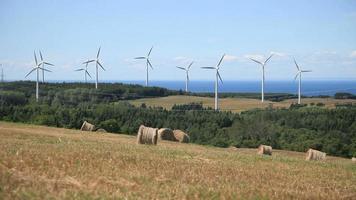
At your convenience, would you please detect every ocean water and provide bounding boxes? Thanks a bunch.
[118,80,356,96]
[46,80,356,96]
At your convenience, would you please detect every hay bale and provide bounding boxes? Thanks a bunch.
[351,157,356,163]
[80,121,95,132]
[173,129,190,143]
[158,128,176,141]
[257,145,272,155]
[137,125,158,145]
[305,149,326,161]
[96,128,107,133]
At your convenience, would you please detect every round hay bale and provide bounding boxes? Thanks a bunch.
[257,145,272,155]
[137,125,158,145]
[96,128,107,133]
[352,157,356,163]
[80,121,95,132]
[158,128,176,141]
[173,129,190,143]
[305,149,326,161]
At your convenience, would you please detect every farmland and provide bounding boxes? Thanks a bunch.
[128,95,356,112]
[1,122,355,199]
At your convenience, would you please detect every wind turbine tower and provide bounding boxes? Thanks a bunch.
[176,61,193,92]
[25,51,52,102]
[202,54,225,111]
[84,47,105,89]
[38,51,54,83]
[75,60,92,83]
[249,54,274,103]
[294,58,312,104]
[0,64,3,83]
[134,46,154,86]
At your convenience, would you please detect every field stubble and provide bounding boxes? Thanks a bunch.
[0,122,355,199]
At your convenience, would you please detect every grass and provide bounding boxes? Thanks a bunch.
[1,121,355,199]
[128,95,356,112]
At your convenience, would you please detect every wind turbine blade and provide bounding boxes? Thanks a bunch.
[86,71,92,78]
[250,58,263,65]
[201,67,215,69]
[44,62,54,66]
[147,59,153,69]
[83,60,95,64]
[294,58,300,71]
[294,72,300,80]
[302,70,312,73]
[97,61,105,71]
[34,51,38,65]
[75,69,85,71]
[134,57,146,59]
[176,66,185,70]
[264,54,274,64]
[187,73,190,82]
[188,61,194,70]
[97,47,101,58]
[217,54,225,68]
[39,67,52,72]
[25,68,37,78]
[217,71,223,84]
[36,61,43,67]
[147,46,153,57]
[39,50,43,61]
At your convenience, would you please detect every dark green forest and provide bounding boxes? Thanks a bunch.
[1,81,355,158]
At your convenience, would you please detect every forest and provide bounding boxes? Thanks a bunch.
[1,81,355,158]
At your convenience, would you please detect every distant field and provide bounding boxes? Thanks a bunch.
[1,122,355,199]
[128,95,356,112]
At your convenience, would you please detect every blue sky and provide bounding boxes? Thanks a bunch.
[0,0,356,81]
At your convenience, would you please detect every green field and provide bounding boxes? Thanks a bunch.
[1,122,355,199]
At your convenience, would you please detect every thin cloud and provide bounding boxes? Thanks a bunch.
[244,54,264,61]
[350,50,356,58]
[224,55,240,62]
[270,51,288,57]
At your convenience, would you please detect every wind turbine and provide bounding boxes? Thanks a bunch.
[202,54,225,111]
[75,60,92,83]
[176,61,193,92]
[38,50,54,83]
[0,64,3,83]
[84,47,105,89]
[134,46,153,86]
[249,54,274,103]
[294,58,312,104]
[25,51,52,102]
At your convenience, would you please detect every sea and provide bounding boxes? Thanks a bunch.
[119,80,356,96]
[45,80,356,96]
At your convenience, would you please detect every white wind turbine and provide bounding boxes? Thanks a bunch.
[249,54,274,103]
[202,54,225,111]
[294,58,312,104]
[38,50,54,83]
[134,46,154,86]
[84,47,105,89]
[75,60,92,83]
[0,64,3,83]
[25,51,52,102]
[176,61,194,92]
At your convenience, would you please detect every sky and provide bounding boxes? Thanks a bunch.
[0,0,356,81]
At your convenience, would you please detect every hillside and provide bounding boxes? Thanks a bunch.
[1,122,355,199]
[129,95,356,112]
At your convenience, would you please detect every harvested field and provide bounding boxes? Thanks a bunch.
[128,95,356,112]
[0,122,355,199]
